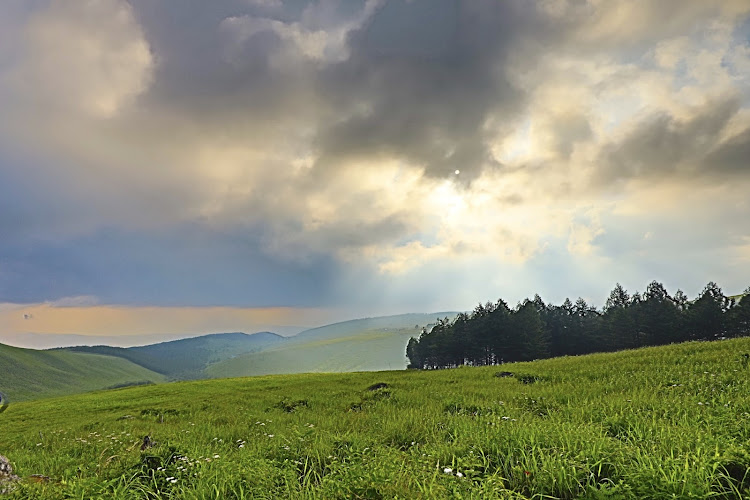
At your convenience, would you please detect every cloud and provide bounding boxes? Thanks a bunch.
[6,0,153,118]
[597,95,744,184]
[49,296,101,308]
[0,0,749,313]
[311,0,543,180]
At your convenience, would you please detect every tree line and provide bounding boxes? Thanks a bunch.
[406,282,750,370]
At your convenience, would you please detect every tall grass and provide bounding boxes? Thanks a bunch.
[1,338,749,499]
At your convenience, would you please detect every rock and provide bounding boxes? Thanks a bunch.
[141,435,153,451]
[0,455,20,495]
[366,382,389,391]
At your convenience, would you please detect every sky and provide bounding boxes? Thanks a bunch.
[1,0,749,348]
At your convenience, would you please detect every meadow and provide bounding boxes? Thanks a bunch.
[0,343,166,402]
[1,338,749,499]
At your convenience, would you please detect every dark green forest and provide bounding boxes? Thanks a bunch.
[406,282,750,369]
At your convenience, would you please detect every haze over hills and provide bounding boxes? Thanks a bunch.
[206,312,459,377]
[0,313,457,401]
[64,331,287,380]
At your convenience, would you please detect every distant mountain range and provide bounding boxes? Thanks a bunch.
[0,312,457,402]
[63,331,286,380]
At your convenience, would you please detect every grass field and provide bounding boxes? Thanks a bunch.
[0,343,166,402]
[1,338,749,499]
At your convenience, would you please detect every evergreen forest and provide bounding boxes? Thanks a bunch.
[406,282,750,369]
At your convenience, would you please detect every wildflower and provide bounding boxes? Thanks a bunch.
[213,454,220,459]
[268,434,274,438]
[456,472,464,478]
[170,478,177,484]
[443,467,453,474]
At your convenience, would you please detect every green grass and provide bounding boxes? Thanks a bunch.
[0,343,166,402]
[1,338,749,499]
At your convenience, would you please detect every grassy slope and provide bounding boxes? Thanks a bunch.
[1,338,749,499]
[0,343,166,402]
[62,332,287,380]
[206,313,457,378]
[206,328,418,377]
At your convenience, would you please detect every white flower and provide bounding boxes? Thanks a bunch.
[456,472,464,478]
[443,467,453,474]
[213,454,220,459]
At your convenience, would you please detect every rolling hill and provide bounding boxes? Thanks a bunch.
[206,312,458,377]
[0,342,166,402]
[1,314,456,402]
[206,327,418,377]
[63,331,287,380]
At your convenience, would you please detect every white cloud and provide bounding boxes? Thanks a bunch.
[221,0,382,67]
[8,0,153,118]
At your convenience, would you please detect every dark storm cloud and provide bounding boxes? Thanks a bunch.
[0,224,338,307]
[127,0,544,185]
[704,127,750,174]
[312,0,547,180]
[597,96,747,184]
[128,0,289,125]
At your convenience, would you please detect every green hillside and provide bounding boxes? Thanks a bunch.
[0,343,166,402]
[63,332,286,380]
[206,313,457,378]
[1,338,749,498]
[206,328,418,377]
